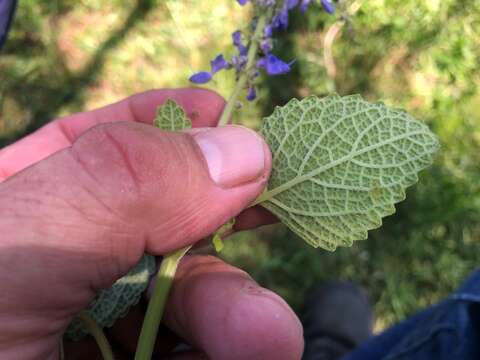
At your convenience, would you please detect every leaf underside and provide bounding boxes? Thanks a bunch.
[65,254,156,340]
[154,98,192,131]
[258,95,439,251]
[66,99,192,340]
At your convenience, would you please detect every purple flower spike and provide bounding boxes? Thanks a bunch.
[237,0,249,5]
[264,54,290,75]
[210,54,228,74]
[189,71,212,84]
[246,86,257,101]
[321,0,335,14]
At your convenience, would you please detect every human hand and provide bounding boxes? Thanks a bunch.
[0,88,303,359]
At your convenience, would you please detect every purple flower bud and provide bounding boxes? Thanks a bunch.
[189,71,212,84]
[232,30,248,56]
[321,0,335,14]
[237,0,249,5]
[232,55,248,71]
[261,39,272,54]
[210,54,228,74]
[232,30,242,46]
[246,86,257,101]
[264,25,273,38]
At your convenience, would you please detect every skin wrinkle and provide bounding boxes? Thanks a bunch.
[88,233,131,290]
[0,166,141,294]
[0,166,9,181]
[0,200,92,251]
[70,124,143,194]
[30,171,121,232]
[144,132,216,252]
[151,197,210,250]
[0,191,44,220]
[102,128,142,194]
[3,177,138,294]
[93,242,127,290]
[0,312,63,354]
[123,90,140,123]
[59,193,116,229]
[67,146,132,225]
[55,120,76,145]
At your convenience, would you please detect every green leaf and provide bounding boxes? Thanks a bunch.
[154,98,192,130]
[211,218,235,253]
[256,95,439,251]
[65,254,156,340]
[66,100,193,340]
[212,234,225,252]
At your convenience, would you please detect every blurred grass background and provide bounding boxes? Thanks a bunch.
[1,0,479,330]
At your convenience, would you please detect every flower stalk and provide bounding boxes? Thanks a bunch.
[218,11,270,126]
[135,245,192,360]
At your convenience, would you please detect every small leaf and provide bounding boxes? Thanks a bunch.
[212,234,225,252]
[154,99,192,130]
[210,218,235,253]
[256,95,439,251]
[66,100,193,340]
[65,254,156,340]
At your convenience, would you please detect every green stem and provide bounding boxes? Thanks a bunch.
[78,311,115,360]
[218,12,270,126]
[134,9,273,360]
[134,245,192,360]
[250,193,266,207]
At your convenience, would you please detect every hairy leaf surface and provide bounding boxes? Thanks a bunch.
[66,99,191,340]
[65,254,156,340]
[256,95,439,251]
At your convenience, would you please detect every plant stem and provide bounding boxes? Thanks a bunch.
[218,12,270,126]
[78,311,114,360]
[135,9,273,360]
[134,245,192,360]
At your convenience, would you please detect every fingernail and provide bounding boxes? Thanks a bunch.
[192,126,266,188]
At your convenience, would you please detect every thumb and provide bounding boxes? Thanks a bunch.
[0,122,271,294]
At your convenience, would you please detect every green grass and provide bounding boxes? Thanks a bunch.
[1,0,479,331]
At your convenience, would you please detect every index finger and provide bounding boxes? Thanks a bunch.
[0,88,225,181]
[162,255,304,360]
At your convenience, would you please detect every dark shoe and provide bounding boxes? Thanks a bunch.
[301,282,373,360]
